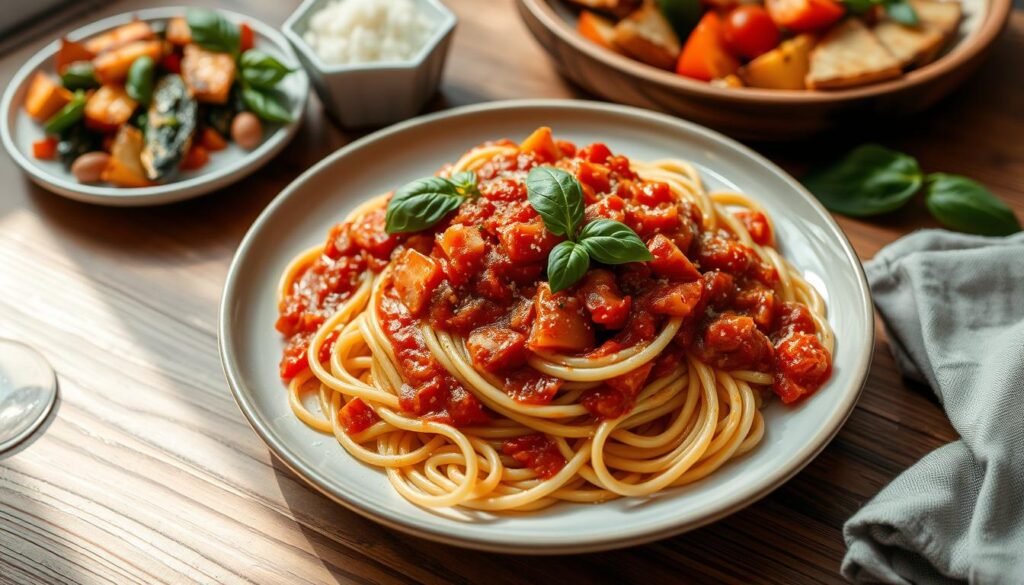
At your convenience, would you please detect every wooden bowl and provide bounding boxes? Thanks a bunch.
[517,0,1012,140]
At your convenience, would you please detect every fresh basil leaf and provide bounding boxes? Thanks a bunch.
[886,0,920,25]
[385,177,465,233]
[547,241,590,293]
[60,61,99,90]
[526,166,584,238]
[186,8,240,54]
[803,144,923,217]
[578,219,653,264]
[924,173,1021,236]
[126,55,155,106]
[43,90,87,135]
[239,49,294,89]
[449,171,479,196]
[240,86,293,123]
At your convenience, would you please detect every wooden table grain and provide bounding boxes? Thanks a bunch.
[1,1,1021,583]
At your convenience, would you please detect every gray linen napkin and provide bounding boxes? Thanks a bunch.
[842,230,1024,584]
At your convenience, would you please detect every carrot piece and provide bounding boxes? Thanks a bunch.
[93,40,164,84]
[55,38,96,73]
[24,72,73,121]
[199,127,228,151]
[166,17,191,46]
[179,145,210,171]
[84,20,154,54]
[240,23,255,52]
[519,126,562,162]
[675,13,741,82]
[32,137,59,160]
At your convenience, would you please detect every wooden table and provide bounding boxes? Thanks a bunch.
[1,1,1021,583]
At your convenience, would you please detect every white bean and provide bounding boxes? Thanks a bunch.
[231,112,263,150]
[71,152,111,183]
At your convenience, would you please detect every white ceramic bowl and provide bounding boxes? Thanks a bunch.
[0,7,309,206]
[219,100,874,553]
[282,0,456,128]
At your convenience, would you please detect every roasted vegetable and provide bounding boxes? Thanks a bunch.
[166,17,192,46]
[612,3,681,70]
[84,20,155,54]
[43,90,88,134]
[32,137,58,160]
[57,124,102,168]
[60,61,100,90]
[578,10,619,50]
[84,85,138,132]
[93,40,163,84]
[181,44,236,104]
[25,72,73,121]
[55,38,95,73]
[740,34,814,89]
[126,55,155,105]
[566,0,641,18]
[874,0,962,68]
[676,12,740,81]
[141,74,197,180]
[101,125,152,187]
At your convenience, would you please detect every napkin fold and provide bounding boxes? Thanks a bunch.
[842,230,1024,584]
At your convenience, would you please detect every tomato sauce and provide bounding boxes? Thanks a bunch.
[277,136,832,431]
[503,434,567,479]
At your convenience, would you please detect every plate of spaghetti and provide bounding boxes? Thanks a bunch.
[219,100,873,553]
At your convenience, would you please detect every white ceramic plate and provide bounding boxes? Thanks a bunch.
[219,100,873,554]
[0,7,309,206]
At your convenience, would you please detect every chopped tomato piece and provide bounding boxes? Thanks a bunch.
[161,52,182,74]
[773,332,831,403]
[734,210,773,246]
[503,434,566,479]
[351,208,399,258]
[722,5,781,60]
[578,142,612,164]
[439,224,486,284]
[392,249,443,316]
[766,0,845,32]
[702,271,737,309]
[676,13,741,82]
[582,385,629,419]
[577,161,612,194]
[199,127,228,151]
[697,232,752,275]
[55,38,95,73]
[635,181,673,206]
[649,281,704,317]
[466,326,528,373]
[648,234,701,281]
[179,144,210,171]
[694,313,774,371]
[626,202,680,239]
[498,217,560,263]
[519,126,561,162]
[504,371,562,404]
[734,284,776,331]
[240,22,255,52]
[527,284,595,353]
[579,269,632,329]
[773,302,816,338]
[280,332,310,379]
[32,137,58,160]
[338,398,380,434]
[585,194,626,223]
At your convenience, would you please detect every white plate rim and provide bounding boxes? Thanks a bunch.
[0,6,309,207]
[218,99,875,554]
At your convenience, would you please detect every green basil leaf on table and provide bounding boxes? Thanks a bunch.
[239,49,294,89]
[385,177,466,234]
[126,55,155,106]
[186,8,240,54]
[578,219,654,264]
[526,166,584,238]
[60,61,99,90]
[925,173,1021,236]
[802,144,923,217]
[886,1,920,26]
[449,171,479,196]
[240,86,293,123]
[547,240,591,293]
[43,90,88,135]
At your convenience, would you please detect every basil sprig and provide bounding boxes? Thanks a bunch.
[804,145,1020,236]
[240,86,292,123]
[844,0,919,25]
[925,174,1021,236]
[187,8,240,55]
[526,166,651,292]
[385,174,480,233]
[239,49,295,90]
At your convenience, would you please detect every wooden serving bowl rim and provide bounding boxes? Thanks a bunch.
[519,0,1013,104]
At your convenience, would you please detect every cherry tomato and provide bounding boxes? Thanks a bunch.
[766,0,845,32]
[722,6,781,59]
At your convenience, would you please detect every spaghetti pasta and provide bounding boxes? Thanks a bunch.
[274,128,833,511]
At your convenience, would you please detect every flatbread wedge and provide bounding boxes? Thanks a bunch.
[874,0,962,67]
[806,19,902,89]
[566,0,642,19]
[612,3,682,70]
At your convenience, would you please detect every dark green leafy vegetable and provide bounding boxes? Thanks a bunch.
[385,177,466,233]
[657,0,702,38]
[525,166,585,237]
[43,90,87,135]
[924,174,1021,236]
[547,241,591,293]
[56,124,101,169]
[578,219,654,264]
[240,86,292,123]
[239,49,295,89]
[141,75,197,181]
[802,144,923,217]
[126,55,155,106]
[186,8,240,54]
[60,61,99,90]
[844,0,919,25]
